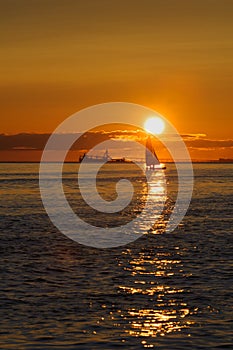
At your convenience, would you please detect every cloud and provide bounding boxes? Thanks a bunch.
[181,133,207,140]
[185,139,233,148]
[0,132,232,152]
[0,133,50,151]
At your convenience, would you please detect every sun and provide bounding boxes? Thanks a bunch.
[144,117,165,135]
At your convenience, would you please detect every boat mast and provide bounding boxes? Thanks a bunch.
[104,149,111,161]
[146,136,160,168]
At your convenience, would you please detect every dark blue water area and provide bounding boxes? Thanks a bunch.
[0,163,232,349]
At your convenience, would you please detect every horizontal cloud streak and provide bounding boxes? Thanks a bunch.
[185,139,233,148]
[0,132,233,151]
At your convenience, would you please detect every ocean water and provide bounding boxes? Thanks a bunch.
[0,163,232,349]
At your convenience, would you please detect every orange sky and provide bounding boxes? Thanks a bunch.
[0,0,233,160]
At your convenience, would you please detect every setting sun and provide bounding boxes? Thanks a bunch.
[144,117,165,135]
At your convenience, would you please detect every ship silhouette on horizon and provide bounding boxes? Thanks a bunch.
[78,149,132,164]
[78,137,166,169]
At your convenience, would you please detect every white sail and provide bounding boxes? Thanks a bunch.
[146,137,160,167]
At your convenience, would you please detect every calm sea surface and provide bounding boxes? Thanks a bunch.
[0,163,232,349]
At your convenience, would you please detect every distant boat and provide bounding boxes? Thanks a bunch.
[146,136,166,169]
[78,149,110,163]
[78,149,132,164]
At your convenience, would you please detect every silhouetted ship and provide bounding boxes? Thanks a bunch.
[146,136,166,169]
[78,149,132,164]
[78,140,166,169]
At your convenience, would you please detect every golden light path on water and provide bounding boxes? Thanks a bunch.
[114,249,195,347]
[84,165,195,347]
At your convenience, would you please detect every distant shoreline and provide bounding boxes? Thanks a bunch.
[0,160,233,164]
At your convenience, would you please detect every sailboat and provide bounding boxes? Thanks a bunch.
[146,136,166,169]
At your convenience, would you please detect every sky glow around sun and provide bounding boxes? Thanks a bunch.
[144,117,165,135]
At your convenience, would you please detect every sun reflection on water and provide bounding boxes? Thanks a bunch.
[126,307,191,338]
[116,250,194,343]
